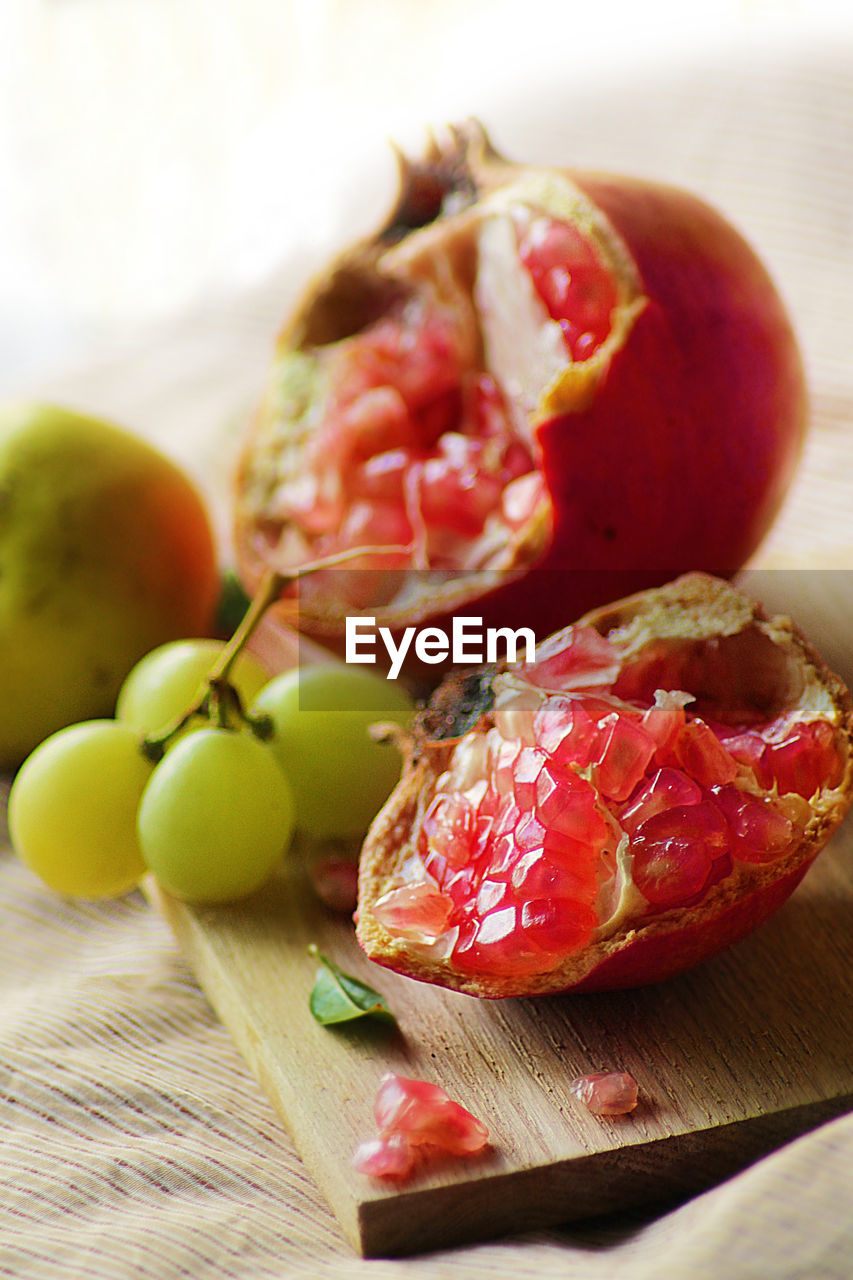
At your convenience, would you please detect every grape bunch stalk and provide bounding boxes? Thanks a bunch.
[8,552,414,905]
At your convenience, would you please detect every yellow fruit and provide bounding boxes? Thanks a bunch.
[0,403,219,768]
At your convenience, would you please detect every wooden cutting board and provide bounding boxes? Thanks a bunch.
[149,567,853,1258]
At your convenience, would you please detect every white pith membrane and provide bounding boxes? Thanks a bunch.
[357,578,853,993]
[237,174,640,619]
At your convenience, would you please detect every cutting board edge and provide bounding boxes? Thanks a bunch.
[353,1093,853,1258]
[147,879,853,1258]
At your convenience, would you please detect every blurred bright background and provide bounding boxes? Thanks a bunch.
[1,0,851,394]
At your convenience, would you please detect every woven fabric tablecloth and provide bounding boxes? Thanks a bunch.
[2,11,853,1278]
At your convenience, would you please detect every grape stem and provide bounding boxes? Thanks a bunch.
[140,544,412,762]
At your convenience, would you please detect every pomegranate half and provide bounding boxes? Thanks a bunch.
[233,123,807,648]
[356,574,853,997]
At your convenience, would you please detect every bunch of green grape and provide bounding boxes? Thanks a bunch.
[8,638,414,904]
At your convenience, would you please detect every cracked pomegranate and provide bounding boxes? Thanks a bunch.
[356,575,853,997]
[233,123,806,656]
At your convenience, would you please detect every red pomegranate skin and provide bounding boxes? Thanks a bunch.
[570,855,814,992]
[540,175,804,574]
[472,174,808,636]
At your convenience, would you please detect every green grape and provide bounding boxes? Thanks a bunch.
[251,665,414,840]
[8,720,153,898]
[116,638,269,735]
[137,727,295,903]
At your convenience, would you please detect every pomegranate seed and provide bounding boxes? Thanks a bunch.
[512,746,548,809]
[502,473,544,527]
[712,786,796,864]
[494,692,540,744]
[637,799,729,855]
[500,438,537,481]
[491,795,522,838]
[514,811,548,852]
[423,793,475,869]
[630,802,726,907]
[542,829,602,881]
[352,1133,415,1179]
[526,625,620,691]
[619,767,702,834]
[337,498,413,553]
[309,856,359,913]
[412,386,463,445]
[475,906,517,947]
[391,325,460,412]
[482,831,517,878]
[488,732,521,796]
[452,899,550,976]
[476,878,511,914]
[374,1073,489,1155]
[520,898,598,954]
[571,330,601,360]
[453,926,545,977]
[718,729,770,785]
[335,385,411,461]
[473,372,512,438]
[518,217,618,360]
[510,849,593,900]
[354,446,415,502]
[631,839,712,906]
[421,445,501,537]
[535,766,608,848]
[594,714,656,801]
[476,783,499,820]
[372,882,453,938]
[570,1071,639,1116]
[641,688,692,757]
[443,866,478,910]
[533,696,600,768]
[764,721,842,798]
[675,719,739,787]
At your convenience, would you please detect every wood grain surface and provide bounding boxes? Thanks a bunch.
[149,568,853,1259]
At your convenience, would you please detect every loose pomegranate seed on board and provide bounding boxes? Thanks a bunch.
[373,1073,489,1155]
[308,856,359,913]
[570,1071,639,1116]
[353,1073,489,1181]
[352,1134,415,1180]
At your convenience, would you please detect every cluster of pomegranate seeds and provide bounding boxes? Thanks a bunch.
[352,1072,489,1180]
[371,622,844,980]
[279,305,540,601]
[270,210,625,603]
[570,1070,639,1116]
[517,216,619,361]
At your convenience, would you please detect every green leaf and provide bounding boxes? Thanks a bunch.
[308,946,396,1027]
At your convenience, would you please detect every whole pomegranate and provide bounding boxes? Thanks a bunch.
[233,123,806,649]
[355,574,853,997]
